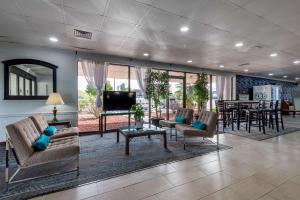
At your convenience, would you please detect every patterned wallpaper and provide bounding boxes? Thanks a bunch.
[236,75,298,100]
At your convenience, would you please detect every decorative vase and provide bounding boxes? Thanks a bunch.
[136,119,144,129]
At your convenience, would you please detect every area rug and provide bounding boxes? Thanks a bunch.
[224,125,300,141]
[0,132,231,200]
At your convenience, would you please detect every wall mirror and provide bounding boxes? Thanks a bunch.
[3,59,57,100]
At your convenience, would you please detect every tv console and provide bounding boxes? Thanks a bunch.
[99,110,135,137]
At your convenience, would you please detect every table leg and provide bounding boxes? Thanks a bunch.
[100,115,103,137]
[117,129,119,143]
[125,136,129,155]
[148,134,151,139]
[163,132,167,148]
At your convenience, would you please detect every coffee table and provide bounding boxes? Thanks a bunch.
[117,124,167,155]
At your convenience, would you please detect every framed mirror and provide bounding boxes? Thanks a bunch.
[3,59,57,100]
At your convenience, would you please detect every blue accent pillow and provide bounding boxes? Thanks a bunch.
[192,121,207,130]
[32,134,50,151]
[175,116,186,123]
[44,126,57,136]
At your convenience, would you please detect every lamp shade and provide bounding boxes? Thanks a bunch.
[46,93,64,105]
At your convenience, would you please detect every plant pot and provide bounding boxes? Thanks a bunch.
[136,120,144,129]
[150,117,164,127]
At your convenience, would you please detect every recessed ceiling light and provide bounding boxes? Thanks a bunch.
[235,42,244,47]
[187,60,192,63]
[268,73,274,76]
[293,60,300,64]
[49,37,58,42]
[219,65,225,68]
[270,53,278,57]
[296,77,299,80]
[283,75,288,78]
[180,26,189,32]
[244,69,249,72]
[143,53,149,57]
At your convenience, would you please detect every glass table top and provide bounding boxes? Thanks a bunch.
[118,124,165,135]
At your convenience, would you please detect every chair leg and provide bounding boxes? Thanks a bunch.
[77,155,80,176]
[217,130,219,150]
[280,113,284,130]
[248,113,252,133]
[262,112,266,134]
[183,136,186,150]
[5,139,9,189]
[170,128,172,140]
[275,112,279,132]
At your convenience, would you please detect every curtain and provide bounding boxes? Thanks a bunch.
[216,75,234,100]
[79,59,109,108]
[135,66,147,96]
[216,76,226,100]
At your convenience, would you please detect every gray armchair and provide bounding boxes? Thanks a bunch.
[175,111,219,150]
[159,108,194,140]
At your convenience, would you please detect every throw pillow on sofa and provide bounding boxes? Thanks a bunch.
[32,134,50,151]
[192,121,207,130]
[44,126,57,136]
[175,116,186,123]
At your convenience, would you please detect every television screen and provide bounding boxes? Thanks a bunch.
[103,91,136,111]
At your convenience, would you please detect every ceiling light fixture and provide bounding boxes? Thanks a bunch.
[143,53,149,57]
[235,42,244,47]
[49,37,58,42]
[270,53,278,57]
[283,75,288,78]
[296,77,299,80]
[244,69,249,72]
[219,65,225,68]
[187,60,192,63]
[293,60,300,64]
[180,26,189,32]
[268,73,274,76]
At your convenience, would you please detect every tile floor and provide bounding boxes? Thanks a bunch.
[32,116,300,200]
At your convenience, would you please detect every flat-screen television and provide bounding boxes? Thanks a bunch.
[103,91,136,111]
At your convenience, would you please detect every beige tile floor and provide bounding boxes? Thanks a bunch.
[32,116,300,200]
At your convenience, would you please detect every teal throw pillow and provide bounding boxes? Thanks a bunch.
[192,121,207,130]
[175,116,186,123]
[32,134,50,151]
[44,126,57,136]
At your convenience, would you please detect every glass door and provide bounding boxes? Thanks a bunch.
[168,71,185,120]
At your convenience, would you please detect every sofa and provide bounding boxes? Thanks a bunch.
[5,117,80,186]
[175,111,219,150]
[159,108,194,140]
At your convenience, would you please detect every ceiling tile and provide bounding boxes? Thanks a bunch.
[62,0,107,14]
[16,0,64,23]
[101,18,136,37]
[64,7,104,31]
[106,0,151,24]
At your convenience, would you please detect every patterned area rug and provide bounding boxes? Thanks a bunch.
[224,124,300,141]
[0,132,231,200]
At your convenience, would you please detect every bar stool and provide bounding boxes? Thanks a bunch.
[245,100,266,134]
[215,100,233,132]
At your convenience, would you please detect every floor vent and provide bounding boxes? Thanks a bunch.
[74,29,92,39]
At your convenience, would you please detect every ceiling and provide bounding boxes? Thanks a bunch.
[1,0,300,81]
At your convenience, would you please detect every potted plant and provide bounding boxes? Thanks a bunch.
[145,70,169,126]
[130,103,145,128]
[193,73,209,112]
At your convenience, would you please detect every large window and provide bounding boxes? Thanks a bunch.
[78,62,220,132]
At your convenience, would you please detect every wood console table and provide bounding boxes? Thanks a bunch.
[99,110,135,137]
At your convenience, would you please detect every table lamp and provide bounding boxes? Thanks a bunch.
[46,92,64,122]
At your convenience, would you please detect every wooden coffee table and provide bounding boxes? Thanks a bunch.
[117,125,167,155]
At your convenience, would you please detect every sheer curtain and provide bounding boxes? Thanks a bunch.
[216,76,226,100]
[135,66,147,96]
[79,59,109,108]
[216,75,233,100]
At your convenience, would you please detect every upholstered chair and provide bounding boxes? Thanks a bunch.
[159,108,194,140]
[175,111,219,150]
[5,118,80,187]
[30,113,79,139]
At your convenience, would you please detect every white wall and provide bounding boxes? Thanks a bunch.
[0,43,78,142]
